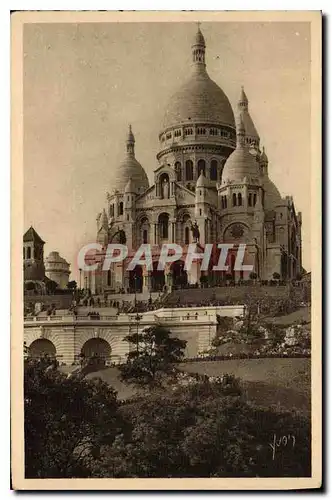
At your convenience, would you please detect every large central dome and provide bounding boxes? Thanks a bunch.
[162,27,235,131]
[163,72,235,129]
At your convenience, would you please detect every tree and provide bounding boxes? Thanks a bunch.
[273,272,281,281]
[45,279,58,294]
[24,357,121,478]
[119,325,187,388]
[24,281,35,291]
[96,378,311,478]
[249,272,257,280]
[67,280,77,291]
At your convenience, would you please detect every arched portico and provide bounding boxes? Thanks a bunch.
[29,338,56,358]
[81,338,112,361]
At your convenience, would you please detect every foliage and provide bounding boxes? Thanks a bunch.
[67,280,77,290]
[25,355,311,479]
[24,281,36,291]
[119,326,187,388]
[273,272,281,280]
[24,356,121,478]
[45,279,58,294]
[249,272,257,280]
[95,378,311,478]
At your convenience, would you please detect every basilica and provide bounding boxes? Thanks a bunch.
[86,26,302,295]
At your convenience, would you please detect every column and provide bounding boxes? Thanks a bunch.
[154,224,158,245]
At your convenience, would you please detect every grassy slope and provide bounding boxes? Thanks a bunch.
[179,358,310,414]
[262,306,311,326]
[78,357,310,414]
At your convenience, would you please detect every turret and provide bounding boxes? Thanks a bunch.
[195,172,209,242]
[260,146,268,175]
[97,209,109,247]
[237,86,260,147]
[124,177,136,217]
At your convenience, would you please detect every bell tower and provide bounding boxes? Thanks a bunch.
[23,226,45,281]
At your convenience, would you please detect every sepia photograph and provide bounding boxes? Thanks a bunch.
[11,10,321,490]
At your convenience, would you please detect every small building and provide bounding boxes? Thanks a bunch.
[45,251,71,289]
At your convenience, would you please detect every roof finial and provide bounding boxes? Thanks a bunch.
[126,124,135,155]
[238,86,248,109]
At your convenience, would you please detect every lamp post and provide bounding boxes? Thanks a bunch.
[135,312,143,354]
[134,273,137,311]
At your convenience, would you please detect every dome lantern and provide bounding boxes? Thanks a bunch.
[126,124,135,156]
[192,23,206,71]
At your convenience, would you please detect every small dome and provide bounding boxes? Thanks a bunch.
[112,157,149,194]
[196,171,208,188]
[110,126,149,194]
[222,149,260,184]
[222,117,260,184]
[45,251,68,265]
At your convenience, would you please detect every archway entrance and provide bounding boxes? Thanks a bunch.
[129,265,143,293]
[151,261,165,292]
[29,338,56,358]
[81,338,111,361]
[171,260,188,288]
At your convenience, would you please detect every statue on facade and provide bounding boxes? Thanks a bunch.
[118,228,127,244]
[190,221,200,243]
[162,177,170,199]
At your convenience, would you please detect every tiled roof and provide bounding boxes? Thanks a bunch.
[23,226,45,244]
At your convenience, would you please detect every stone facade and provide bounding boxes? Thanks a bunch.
[24,305,244,365]
[86,26,302,295]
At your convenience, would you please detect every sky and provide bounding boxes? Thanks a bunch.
[23,21,311,280]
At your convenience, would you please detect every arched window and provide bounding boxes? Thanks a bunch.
[174,161,182,181]
[197,159,206,177]
[27,247,31,259]
[185,226,190,244]
[119,202,124,215]
[143,229,148,244]
[253,193,257,206]
[158,213,169,240]
[224,196,227,208]
[185,160,194,181]
[232,193,237,207]
[110,204,114,217]
[238,193,242,206]
[210,160,218,181]
[248,193,252,207]
[107,270,111,287]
